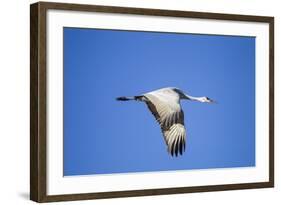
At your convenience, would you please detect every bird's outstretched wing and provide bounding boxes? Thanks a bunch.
[144,93,186,157]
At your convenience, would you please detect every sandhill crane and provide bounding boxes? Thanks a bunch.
[116,87,215,157]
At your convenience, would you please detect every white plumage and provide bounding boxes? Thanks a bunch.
[117,87,214,157]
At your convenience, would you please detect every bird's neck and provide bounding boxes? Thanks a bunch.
[184,94,204,102]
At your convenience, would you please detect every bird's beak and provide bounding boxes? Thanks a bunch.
[209,99,217,104]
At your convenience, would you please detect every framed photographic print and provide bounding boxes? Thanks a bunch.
[30,1,274,202]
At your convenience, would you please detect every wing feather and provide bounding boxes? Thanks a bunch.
[144,93,186,156]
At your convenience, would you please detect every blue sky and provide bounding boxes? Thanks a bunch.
[63,27,255,176]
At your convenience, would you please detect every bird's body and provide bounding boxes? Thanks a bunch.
[116,87,214,157]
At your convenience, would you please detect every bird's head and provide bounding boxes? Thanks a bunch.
[198,96,216,103]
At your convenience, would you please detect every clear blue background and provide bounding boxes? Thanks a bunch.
[63,28,255,176]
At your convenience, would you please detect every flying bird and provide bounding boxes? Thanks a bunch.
[116,87,215,157]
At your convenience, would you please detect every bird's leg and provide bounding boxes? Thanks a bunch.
[116,95,145,101]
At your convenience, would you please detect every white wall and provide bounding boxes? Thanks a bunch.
[0,0,279,204]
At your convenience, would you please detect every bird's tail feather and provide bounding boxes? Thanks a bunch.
[116,96,143,101]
